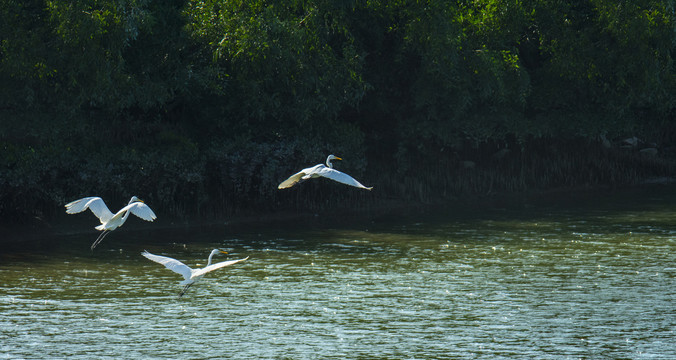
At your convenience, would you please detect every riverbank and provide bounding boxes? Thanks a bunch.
[5,179,676,250]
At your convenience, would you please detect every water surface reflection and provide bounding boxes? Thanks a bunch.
[1,187,675,359]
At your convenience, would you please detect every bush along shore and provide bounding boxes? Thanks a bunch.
[1,1,674,231]
[2,133,675,229]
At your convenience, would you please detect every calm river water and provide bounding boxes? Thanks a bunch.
[1,187,675,359]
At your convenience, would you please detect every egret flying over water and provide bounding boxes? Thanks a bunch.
[142,249,249,297]
[278,154,372,190]
[65,196,157,250]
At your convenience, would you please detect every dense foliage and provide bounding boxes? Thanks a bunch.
[1,0,675,223]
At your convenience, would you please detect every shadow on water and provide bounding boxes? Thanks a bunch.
[4,183,676,255]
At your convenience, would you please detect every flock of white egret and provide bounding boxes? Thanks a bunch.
[64,155,371,297]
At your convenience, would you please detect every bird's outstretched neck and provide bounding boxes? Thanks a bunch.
[206,249,226,266]
[325,154,342,168]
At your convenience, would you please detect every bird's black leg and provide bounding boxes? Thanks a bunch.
[178,283,193,298]
[90,230,111,251]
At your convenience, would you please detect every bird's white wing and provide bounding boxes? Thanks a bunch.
[142,251,192,280]
[192,257,249,278]
[65,197,115,223]
[278,170,308,189]
[316,168,373,190]
[126,202,157,221]
[278,164,325,189]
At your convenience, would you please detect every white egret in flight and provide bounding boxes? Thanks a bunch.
[65,196,157,250]
[141,249,249,297]
[278,154,373,190]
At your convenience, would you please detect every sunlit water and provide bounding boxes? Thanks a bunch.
[1,187,675,359]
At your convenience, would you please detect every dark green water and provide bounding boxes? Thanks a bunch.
[1,187,675,359]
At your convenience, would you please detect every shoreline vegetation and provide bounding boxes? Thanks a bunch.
[5,177,676,247]
[1,1,674,243]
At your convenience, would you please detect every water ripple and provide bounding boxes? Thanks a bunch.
[2,204,676,359]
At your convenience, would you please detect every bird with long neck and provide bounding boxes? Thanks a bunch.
[278,154,372,190]
[65,196,157,250]
[142,249,249,297]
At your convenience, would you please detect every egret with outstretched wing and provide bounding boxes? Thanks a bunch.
[278,154,372,190]
[142,249,249,297]
[65,196,157,250]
